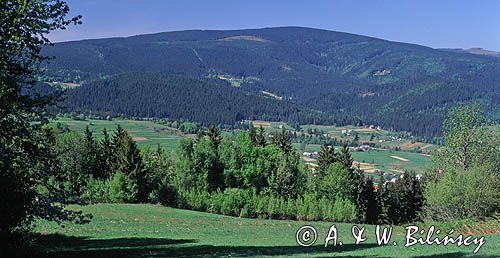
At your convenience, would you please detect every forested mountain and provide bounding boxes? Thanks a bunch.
[63,73,332,126]
[42,27,500,137]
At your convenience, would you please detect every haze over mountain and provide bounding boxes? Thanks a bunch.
[42,26,500,137]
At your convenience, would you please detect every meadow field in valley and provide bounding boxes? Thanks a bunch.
[34,204,500,257]
[57,117,432,175]
[55,117,185,151]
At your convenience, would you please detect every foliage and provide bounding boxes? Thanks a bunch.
[81,177,109,204]
[317,143,336,178]
[269,153,305,198]
[319,163,357,202]
[425,104,500,221]
[424,167,500,220]
[0,0,81,252]
[435,103,500,172]
[107,172,138,203]
[377,172,423,225]
[112,125,148,202]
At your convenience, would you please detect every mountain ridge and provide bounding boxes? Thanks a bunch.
[42,26,500,137]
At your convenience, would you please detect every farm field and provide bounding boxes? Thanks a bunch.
[300,124,438,154]
[34,204,500,257]
[293,143,430,174]
[56,118,432,174]
[54,117,184,152]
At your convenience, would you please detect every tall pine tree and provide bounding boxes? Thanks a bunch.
[272,129,292,153]
[248,124,257,144]
[338,144,353,170]
[256,125,267,146]
[113,126,148,202]
[317,143,336,177]
[100,128,113,178]
[84,125,102,178]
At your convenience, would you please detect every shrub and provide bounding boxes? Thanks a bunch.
[156,184,178,207]
[332,197,357,223]
[220,188,248,216]
[107,172,138,203]
[178,189,209,211]
[424,167,500,220]
[82,177,109,203]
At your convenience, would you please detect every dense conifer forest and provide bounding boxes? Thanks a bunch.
[42,27,500,137]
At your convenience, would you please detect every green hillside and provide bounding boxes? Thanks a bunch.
[35,204,500,257]
[42,27,500,137]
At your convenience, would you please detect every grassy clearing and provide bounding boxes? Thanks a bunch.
[55,118,184,152]
[35,204,500,257]
[293,143,430,174]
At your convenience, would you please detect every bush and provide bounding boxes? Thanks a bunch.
[156,184,178,207]
[424,167,500,220]
[82,177,109,203]
[177,189,209,211]
[220,188,248,216]
[107,172,138,203]
[332,197,357,223]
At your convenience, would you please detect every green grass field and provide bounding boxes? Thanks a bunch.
[35,204,500,257]
[55,118,184,152]
[56,118,431,173]
[294,143,430,174]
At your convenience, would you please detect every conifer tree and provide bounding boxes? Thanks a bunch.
[317,143,336,177]
[256,125,267,146]
[113,127,147,202]
[84,125,102,178]
[113,124,127,149]
[272,129,292,153]
[338,144,353,170]
[207,126,221,147]
[100,128,113,178]
[195,129,205,142]
[249,124,257,144]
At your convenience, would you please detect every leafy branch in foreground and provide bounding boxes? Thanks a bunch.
[0,0,82,253]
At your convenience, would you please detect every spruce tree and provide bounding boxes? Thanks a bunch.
[338,144,353,170]
[195,129,205,142]
[113,124,127,149]
[272,129,292,153]
[256,125,267,146]
[207,126,221,147]
[113,127,147,202]
[84,125,102,178]
[248,124,257,144]
[100,128,113,178]
[317,143,336,177]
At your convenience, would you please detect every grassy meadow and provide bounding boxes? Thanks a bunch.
[34,204,500,257]
[294,143,430,174]
[56,118,432,174]
[55,117,185,151]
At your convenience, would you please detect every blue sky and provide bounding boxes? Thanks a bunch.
[49,0,500,51]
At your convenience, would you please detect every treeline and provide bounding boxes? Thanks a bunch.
[48,122,423,225]
[39,103,500,229]
[46,104,500,226]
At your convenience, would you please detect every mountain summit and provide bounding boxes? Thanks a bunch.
[42,27,500,137]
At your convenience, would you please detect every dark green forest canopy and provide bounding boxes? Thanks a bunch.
[42,27,500,137]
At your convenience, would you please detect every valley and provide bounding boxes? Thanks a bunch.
[55,117,434,176]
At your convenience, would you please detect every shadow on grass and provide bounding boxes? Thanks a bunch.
[34,234,379,257]
[33,234,498,258]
